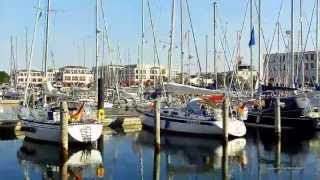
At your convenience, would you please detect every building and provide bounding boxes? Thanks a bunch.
[47,68,59,84]
[99,65,125,88]
[99,64,175,87]
[57,66,94,87]
[15,69,43,88]
[266,51,318,87]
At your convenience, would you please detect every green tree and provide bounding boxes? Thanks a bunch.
[0,71,10,84]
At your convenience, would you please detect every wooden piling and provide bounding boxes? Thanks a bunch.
[97,78,105,152]
[275,134,281,173]
[223,96,229,140]
[153,149,160,180]
[97,78,105,122]
[275,97,281,134]
[222,140,229,180]
[154,100,160,153]
[60,101,68,155]
[60,101,68,180]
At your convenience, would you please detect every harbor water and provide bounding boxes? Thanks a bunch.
[0,128,320,179]
[1,105,320,179]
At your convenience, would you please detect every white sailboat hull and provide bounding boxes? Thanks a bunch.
[140,111,246,137]
[21,119,103,143]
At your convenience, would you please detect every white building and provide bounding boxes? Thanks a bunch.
[57,66,94,87]
[266,51,318,86]
[123,64,170,86]
[99,65,125,88]
[15,70,43,88]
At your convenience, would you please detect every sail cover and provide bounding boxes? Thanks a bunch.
[165,82,224,95]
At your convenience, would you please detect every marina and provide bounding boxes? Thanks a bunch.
[2,0,320,179]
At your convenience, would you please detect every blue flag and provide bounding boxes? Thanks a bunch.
[248,27,255,47]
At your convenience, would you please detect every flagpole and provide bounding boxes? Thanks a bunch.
[250,0,253,97]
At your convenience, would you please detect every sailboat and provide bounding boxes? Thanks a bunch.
[18,0,103,143]
[246,0,320,130]
[138,84,247,137]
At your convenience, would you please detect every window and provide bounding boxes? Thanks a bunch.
[72,76,78,81]
[64,76,71,81]
[311,54,315,61]
[311,63,315,69]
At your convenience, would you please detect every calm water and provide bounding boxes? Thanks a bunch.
[0,128,320,180]
[1,105,320,179]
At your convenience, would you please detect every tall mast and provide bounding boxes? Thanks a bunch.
[83,40,86,67]
[10,36,13,87]
[205,35,208,86]
[300,0,304,89]
[316,0,319,85]
[140,0,144,86]
[180,0,184,84]
[25,28,28,70]
[168,0,176,82]
[290,0,295,88]
[95,0,99,96]
[258,0,261,87]
[44,0,50,78]
[213,1,217,89]
[187,31,191,85]
[250,0,253,97]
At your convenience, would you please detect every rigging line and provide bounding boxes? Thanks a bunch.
[214,0,250,92]
[185,0,202,77]
[228,0,250,94]
[297,0,317,85]
[279,23,289,49]
[100,0,114,65]
[146,0,163,86]
[216,0,249,69]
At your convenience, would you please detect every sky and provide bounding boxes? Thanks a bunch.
[0,0,317,74]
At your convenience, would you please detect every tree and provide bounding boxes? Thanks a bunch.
[0,71,9,84]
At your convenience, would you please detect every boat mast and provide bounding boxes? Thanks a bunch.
[95,0,99,99]
[250,0,253,97]
[300,0,304,89]
[316,0,319,85]
[290,0,295,88]
[213,1,217,89]
[25,27,28,70]
[205,34,208,86]
[168,0,176,82]
[258,0,261,88]
[44,0,50,78]
[140,0,144,89]
[187,31,191,85]
[10,36,13,88]
[180,0,184,84]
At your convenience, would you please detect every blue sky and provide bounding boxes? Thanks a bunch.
[0,0,317,73]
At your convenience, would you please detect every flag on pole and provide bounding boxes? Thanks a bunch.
[248,27,255,47]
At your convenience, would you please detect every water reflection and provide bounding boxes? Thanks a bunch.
[17,140,104,179]
[136,131,247,179]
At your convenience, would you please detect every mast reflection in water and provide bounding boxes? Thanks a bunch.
[1,129,320,179]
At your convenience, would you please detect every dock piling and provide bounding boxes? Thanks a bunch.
[223,96,229,140]
[97,78,105,151]
[275,97,281,134]
[60,101,68,155]
[154,100,160,152]
[60,101,68,180]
